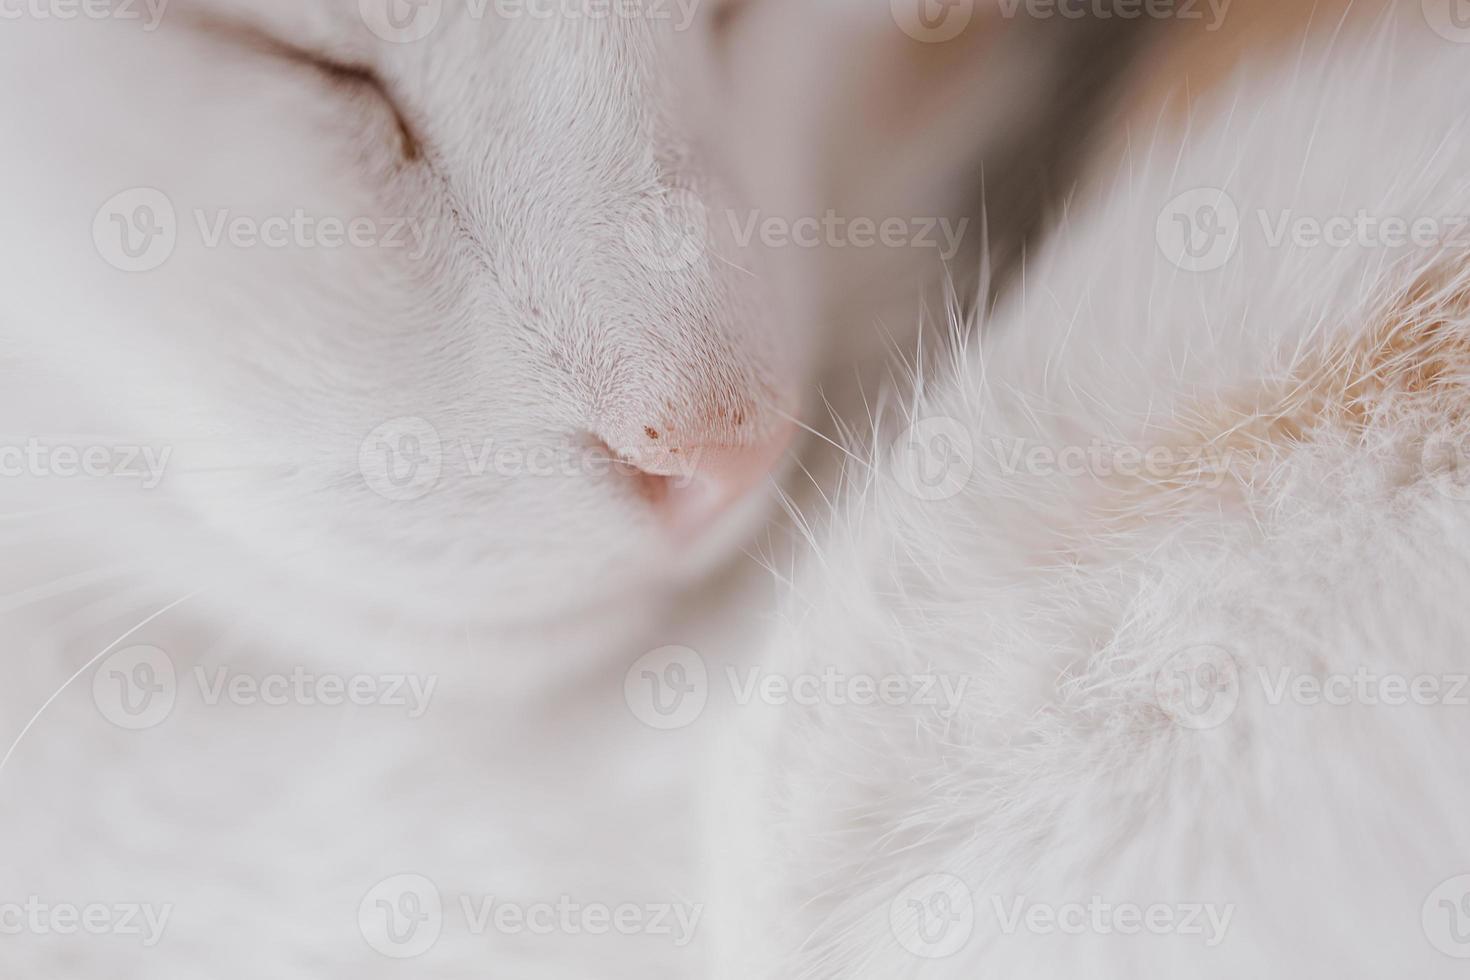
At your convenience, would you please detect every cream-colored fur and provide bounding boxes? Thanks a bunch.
[709,15,1470,978]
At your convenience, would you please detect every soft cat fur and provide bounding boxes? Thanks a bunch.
[708,13,1470,978]
[0,3,1125,978]
[17,2,1469,978]
[0,0,811,658]
[0,0,1079,665]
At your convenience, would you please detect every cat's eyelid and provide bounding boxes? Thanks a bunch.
[186,12,421,161]
[292,50,422,161]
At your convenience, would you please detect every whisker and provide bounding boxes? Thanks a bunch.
[0,587,205,781]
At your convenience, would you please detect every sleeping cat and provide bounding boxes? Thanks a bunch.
[0,0,1103,664]
[707,7,1470,978]
[0,0,820,662]
[0,2,1137,977]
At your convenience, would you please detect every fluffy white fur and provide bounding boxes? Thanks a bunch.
[9,3,1466,979]
[0,6,791,976]
[0,2,1016,977]
[708,18,1470,979]
[0,0,808,661]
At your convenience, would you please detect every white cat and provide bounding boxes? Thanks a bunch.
[0,0,815,660]
[0,2,1076,977]
[708,11,1470,979]
[0,0,1053,659]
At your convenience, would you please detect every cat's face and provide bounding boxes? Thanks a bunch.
[0,0,1025,645]
[0,0,811,635]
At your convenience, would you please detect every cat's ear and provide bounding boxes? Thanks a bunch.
[678,0,1146,316]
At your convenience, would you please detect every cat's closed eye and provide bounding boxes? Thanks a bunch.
[189,13,421,161]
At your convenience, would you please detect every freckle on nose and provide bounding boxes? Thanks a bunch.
[644,427,660,441]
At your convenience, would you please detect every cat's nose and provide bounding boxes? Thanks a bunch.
[603,421,795,539]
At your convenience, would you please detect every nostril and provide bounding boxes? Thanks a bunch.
[585,433,674,507]
[592,402,796,536]
[597,420,795,539]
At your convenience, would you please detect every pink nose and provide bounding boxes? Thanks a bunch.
[608,421,795,539]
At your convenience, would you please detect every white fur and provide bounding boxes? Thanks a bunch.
[709,19,1470,979]
[13,4,1461,978]
[0,3,1018,976]
[0,1,806,661]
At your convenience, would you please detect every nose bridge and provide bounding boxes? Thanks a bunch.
[584,305,779,450]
